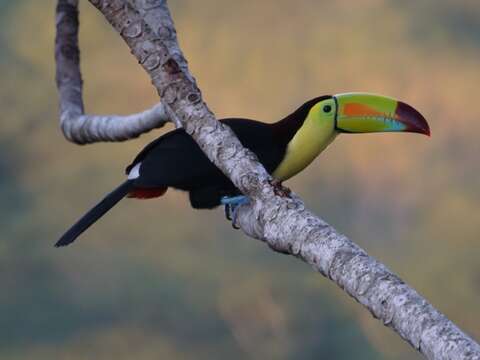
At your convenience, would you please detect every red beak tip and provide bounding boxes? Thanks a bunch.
[417,127,430,137]
[396,101,430,138]
[424,125,431,137]
[418,127,431,137]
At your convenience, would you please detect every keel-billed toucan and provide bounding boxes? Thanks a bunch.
[56,93,430,247]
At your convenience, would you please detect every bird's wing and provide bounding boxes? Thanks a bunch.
[222,118,285,173]
[128,128,228,190]
[126,119,284,190]
[125,128,184,174]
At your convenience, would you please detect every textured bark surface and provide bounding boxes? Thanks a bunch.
[55,0,170,144]
[55,0,480,359]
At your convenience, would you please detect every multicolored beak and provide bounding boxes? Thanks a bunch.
[334,93,430,136]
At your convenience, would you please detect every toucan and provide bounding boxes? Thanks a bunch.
[56,93,430,247]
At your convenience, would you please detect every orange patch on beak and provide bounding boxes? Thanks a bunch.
[343,103,388,117]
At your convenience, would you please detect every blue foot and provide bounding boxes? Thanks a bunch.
[221,196,249,227]
[220,195,249,206]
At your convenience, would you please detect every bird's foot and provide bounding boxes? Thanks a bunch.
[269,179,291,197]
[221,195,250,229]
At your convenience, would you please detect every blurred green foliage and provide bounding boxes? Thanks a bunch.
[0,0,479,359]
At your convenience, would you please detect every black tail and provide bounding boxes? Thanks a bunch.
[55,180,134,247]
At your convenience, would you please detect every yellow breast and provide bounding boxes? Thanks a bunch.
[272,103,337,181]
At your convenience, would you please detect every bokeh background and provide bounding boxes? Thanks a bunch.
[1,0,479,359]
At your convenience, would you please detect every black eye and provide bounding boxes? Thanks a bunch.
[323,104,332,113]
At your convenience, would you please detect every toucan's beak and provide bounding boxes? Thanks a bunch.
[334,93,430,136]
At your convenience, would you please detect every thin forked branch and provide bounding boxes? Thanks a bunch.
[55,0,170,144]
[55,0,480,359]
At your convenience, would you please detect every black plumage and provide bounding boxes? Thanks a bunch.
[128,119,284,208]
[56,180,134,247]
[127,96,329,208]
[56,96,330,246]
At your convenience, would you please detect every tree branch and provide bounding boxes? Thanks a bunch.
[55,0,170,144]
[55,0,480,359]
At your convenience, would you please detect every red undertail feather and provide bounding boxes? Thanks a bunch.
[128,187,168,199]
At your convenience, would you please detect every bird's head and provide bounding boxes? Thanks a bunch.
[314,92,430,136]
[272,93,430,181]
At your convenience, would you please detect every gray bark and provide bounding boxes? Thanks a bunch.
[54,0,480,359]
[55,0,170,144]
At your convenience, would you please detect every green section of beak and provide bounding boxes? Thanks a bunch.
[334,93,430,136]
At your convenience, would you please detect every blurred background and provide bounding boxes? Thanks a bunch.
[0,0,479,359]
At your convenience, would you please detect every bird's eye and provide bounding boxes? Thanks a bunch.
[323,105,332,113]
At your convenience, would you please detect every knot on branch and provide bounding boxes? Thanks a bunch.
[122,21,143,38]
[157,25,173,40]
[163,57,181,74]
[187,93,200,104]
